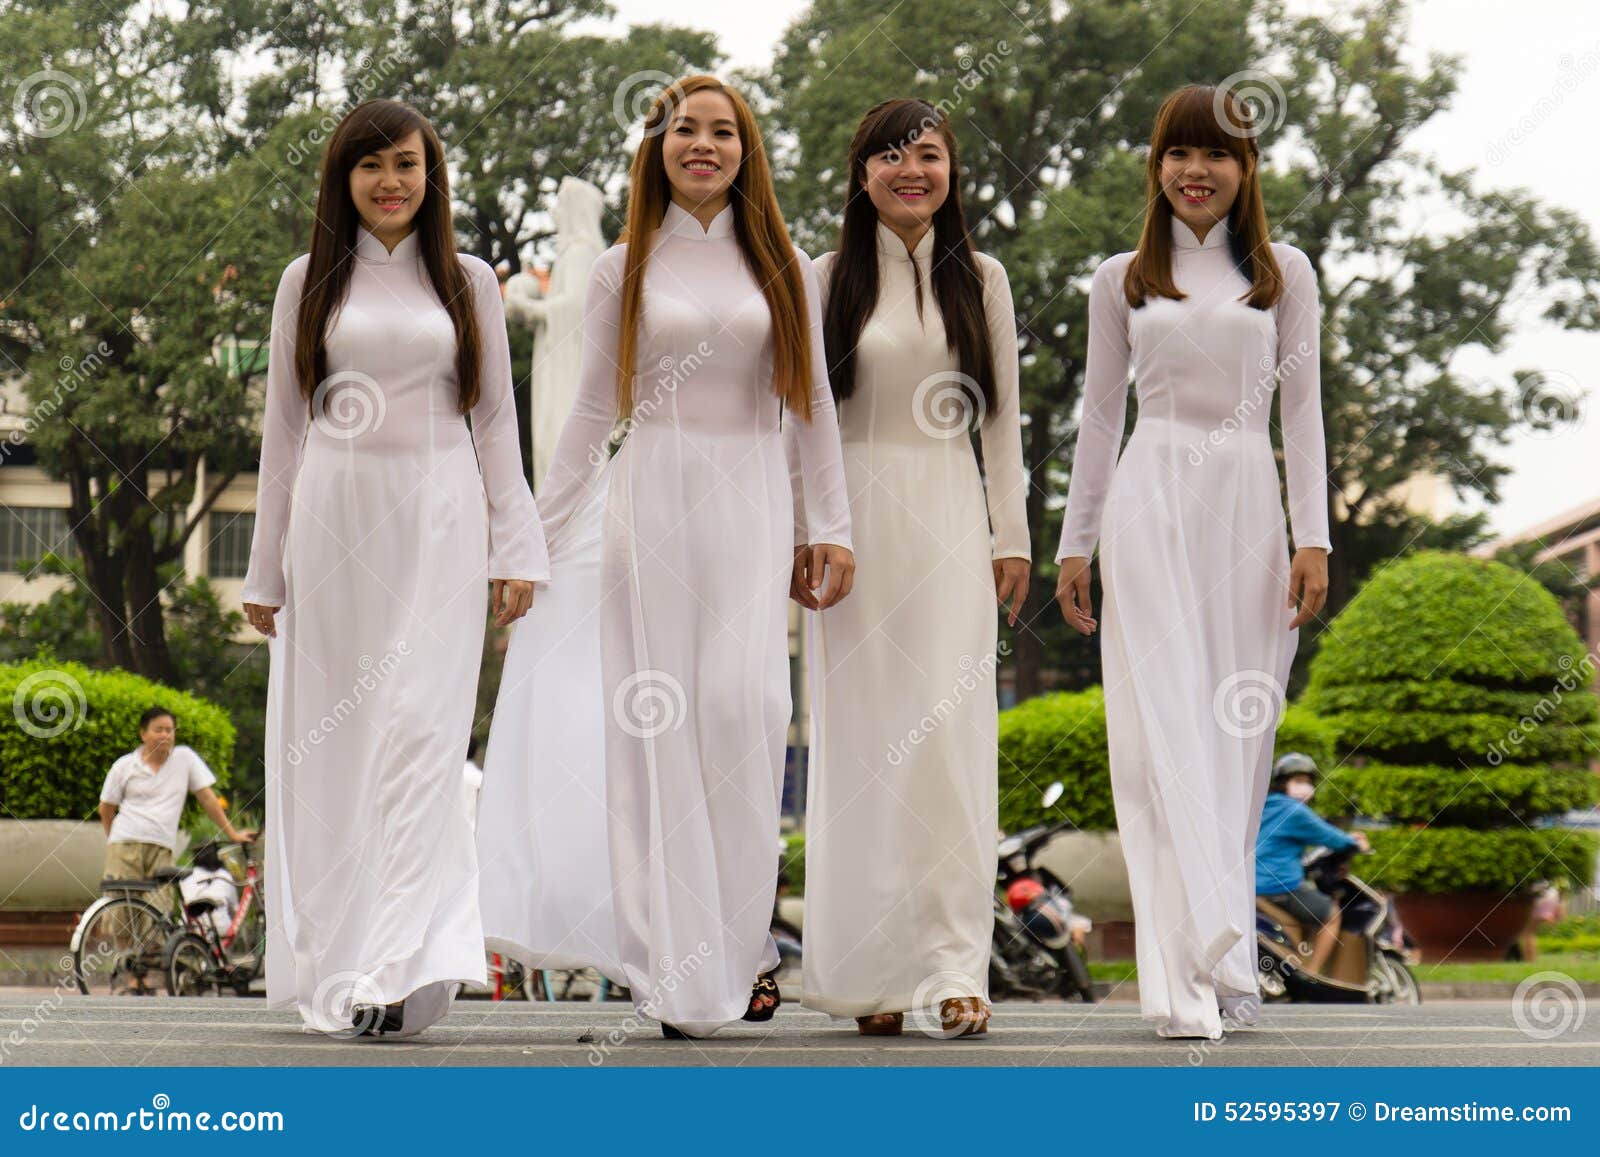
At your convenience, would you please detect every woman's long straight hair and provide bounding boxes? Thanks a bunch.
[1124,84,1284,310]
[614,74,814,422]
[295,98,482,413]
[822,99,995,411]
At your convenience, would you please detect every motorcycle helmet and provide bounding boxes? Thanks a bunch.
[1270,752,1319,791]
[1006,878,1046,914]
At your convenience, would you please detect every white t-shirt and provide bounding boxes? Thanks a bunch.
[99,745,217,850]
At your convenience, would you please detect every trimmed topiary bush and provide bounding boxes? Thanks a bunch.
[0,658,234,821]
[1304,550,1600,896]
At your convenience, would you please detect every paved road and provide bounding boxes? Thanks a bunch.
[2,996,1595,1066]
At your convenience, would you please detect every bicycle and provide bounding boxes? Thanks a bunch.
[71,840,265,997]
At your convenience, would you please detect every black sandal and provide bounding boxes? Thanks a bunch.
[352,1001,404,1037]
[742,972,780,1022]
[660,1022,689,1039]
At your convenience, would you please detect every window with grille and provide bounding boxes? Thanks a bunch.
[0,505,76,572]
[207,511,255,578]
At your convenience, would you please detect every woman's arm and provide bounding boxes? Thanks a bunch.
[240,258,311,610]
[465,257,551,585]
[976,254,1031,563]
[1276,245,1333,554]
[1055,255,1133,563]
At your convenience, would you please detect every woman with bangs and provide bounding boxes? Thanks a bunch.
[1055,84,1332,1041]
[241,99,548,1038]
[477,74,855,1039]
[793,99,1029,1040]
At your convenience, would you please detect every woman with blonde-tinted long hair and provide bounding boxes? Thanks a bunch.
[1055,84,1332,1040]
[476,74,854,1038]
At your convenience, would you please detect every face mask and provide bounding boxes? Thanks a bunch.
[1285,780,1315,802]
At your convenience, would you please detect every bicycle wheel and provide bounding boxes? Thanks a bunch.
[73,897,169,996]
[164,930,219,997]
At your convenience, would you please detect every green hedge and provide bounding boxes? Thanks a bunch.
[1320,762,1599,827]
[1305,551,1598,895]
[0,659,234,820]
[996,689,1339,835]
[1361,827,1597,895]
[1306,551,1589,693]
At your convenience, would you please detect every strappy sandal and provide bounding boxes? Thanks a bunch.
[742,971,780,1022]
[856,1012,904,1036]
[939,996,990,1038]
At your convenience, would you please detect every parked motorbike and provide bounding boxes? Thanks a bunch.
[1255,844,1421,1004]
[990,782,1098,1002]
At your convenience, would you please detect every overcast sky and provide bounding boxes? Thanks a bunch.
[577,0,1600,539]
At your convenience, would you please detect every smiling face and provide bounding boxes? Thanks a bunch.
[347,129,427,240]
[863,127,951,235]
[1159,143,1242,235]
[660,88,742,211]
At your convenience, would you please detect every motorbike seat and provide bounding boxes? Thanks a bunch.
[1256,897,1305,949]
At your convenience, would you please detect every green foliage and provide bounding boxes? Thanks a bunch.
[1305,550,1599,894]
[1319,762,1599,827]
[0,658,234,820]
[781,831,807,896]
[997,689,1114,833]
[1274,703,1340,772]
[1361,827,1597,896]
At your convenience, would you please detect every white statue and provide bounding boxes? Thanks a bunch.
[503,176,607,491]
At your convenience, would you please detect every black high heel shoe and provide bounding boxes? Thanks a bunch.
[660,1022,690,1039]
[351,1001,405,1037]
[742,972,780,1023]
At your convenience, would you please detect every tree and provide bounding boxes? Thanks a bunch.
[759,0,1600,696]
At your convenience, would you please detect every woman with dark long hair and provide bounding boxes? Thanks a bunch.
[793,99,1029,1039]
[1055,84,1332,1040]
[241,98,547,1038]
[477,74,854,1039]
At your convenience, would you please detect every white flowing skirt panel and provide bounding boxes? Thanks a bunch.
[1099,417,1297,1039]
[602,423,791,1035]
[265,438,490,1036]
[476,472,627,984]
[802,441,998,1018]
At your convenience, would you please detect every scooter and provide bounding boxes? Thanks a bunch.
[1255,844,1421,1004]
[990,782,1098,1002]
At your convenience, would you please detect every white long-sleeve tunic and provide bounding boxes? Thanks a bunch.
[476,200,852,1036]
[243,224,548,1036]
[1056,214,1331,1039]
[798,222,1030,1018]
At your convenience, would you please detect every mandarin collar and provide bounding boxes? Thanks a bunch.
[662,200,734,241]
[355,224,421,264]
[1171,214,1230,251]
[875,220,934,265]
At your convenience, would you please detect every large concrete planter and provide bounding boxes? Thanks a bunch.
[0,819,108,910]
[1036,830,1132,922]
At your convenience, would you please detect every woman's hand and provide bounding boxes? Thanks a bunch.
[243,602,279,638]
[1055,556,1096,635]
[491,579,536,627]
[789,546,819,611]
[993,558,1030,627]
[801,543,855,610]
[1286,548,1329,630]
